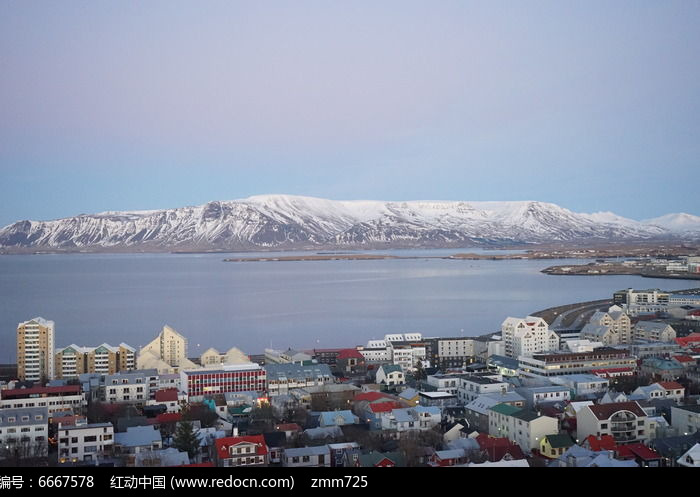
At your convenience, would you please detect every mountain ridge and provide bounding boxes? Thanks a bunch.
[1,195,697,253]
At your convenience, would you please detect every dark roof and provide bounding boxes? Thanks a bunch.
[675,404,700,414]
[512,410,542,422]
[544,434,575,449]
[587,401,646,420]
[1,385,81,399]
[262,431,287,448]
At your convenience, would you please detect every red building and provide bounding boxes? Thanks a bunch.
[215,435,269,467]
[181,364,266,400]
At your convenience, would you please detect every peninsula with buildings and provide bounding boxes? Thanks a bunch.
[3,286,700,468]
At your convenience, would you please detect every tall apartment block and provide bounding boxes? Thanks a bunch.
[55,343,136,379]
[17,317,55,383]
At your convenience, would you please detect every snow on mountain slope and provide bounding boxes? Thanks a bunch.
[643,213,700,233]
[0,195,693,252]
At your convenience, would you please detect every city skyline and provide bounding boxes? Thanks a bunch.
[1,2,700,227]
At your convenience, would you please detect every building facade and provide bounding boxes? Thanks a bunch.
[17,317,55,382]
[501,316,559,359]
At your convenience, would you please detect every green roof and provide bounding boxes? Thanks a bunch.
[511,410,541,422]
[544,434,575,449]
[489,403,522,416]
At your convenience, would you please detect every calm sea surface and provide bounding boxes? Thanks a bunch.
[1,249,698,361]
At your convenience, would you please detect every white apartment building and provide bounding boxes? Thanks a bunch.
[0,407,49,459]
[0,386,86,416]
[634,322,677,343]
[58,422,114,463]
[576,402,652,445]
[457,374,510,403]
[501,316,559,359]
[102,371,158,405]
[17,317,55,382]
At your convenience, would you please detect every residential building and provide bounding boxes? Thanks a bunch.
[576,401,652,445]
[457,374,510,403]
[634,322,677,343]
[215,435,269,467]
[0,407,48,459]
[282,445,331,467]
[549,374,610,398]
[419,391,458,408]
[56,343,136,379]
[640,357,684,381]
[424,337,476,370]
[335,349,366,376]
[311,348,344,367]
[113,426,163,465]
[488,404,559,452]
[501,316,559,359]
[17,317,55,382]
[58,422,114,464]
[540,434,575,459]
[514,385,571,409]
[102,370,157,405]
[580,306,632,346]
[181,363,266,401]
[628,341,680,360]
[375,365,405,387]
[519,348,637,378]
[318,410,359,427]
[677,443,700,467]
[265,363,332,397]
[380,406,441,433]
[328,442,361,467]
[0,385,85,415]
[633,382,684,403]
[200,347,249,367]
[426,374,460,395]
[138,325,198,373]
[671,405,700,435]
[464,392,526,433]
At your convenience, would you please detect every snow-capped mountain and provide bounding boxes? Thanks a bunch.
[642,213,700,233]
[0,195,694,252]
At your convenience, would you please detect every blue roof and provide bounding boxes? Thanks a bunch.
[265,363,332,381]
[285,445,331,457]
[319,410,358,426]
[114,425,162,448]
[414,406,441,416]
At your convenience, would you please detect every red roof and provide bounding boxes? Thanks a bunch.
[275,423,302,432]
[672,355,695,363]
[676,333,700,347]
[215,435,268,459]
[369,401,403,413]
[51,415,87,427]
[355,392,394,402]
[475,434,526,462]
[584,435,617,452]
[1,385,81,399]
[155,388,179,402]
[587,402,646,420]
[658,381,685,390]
[155,413,182,424]
[616,444,661,461]
[337,348,364,360]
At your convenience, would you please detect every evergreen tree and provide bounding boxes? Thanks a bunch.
[172,420,201,460]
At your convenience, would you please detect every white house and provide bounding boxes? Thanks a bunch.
[58,422,114,463]
[282,445,331,467]
[375,365,405,386]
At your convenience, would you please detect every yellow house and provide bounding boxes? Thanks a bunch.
[540,434,575,459]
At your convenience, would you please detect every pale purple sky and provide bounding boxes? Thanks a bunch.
[1,1,699,226]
